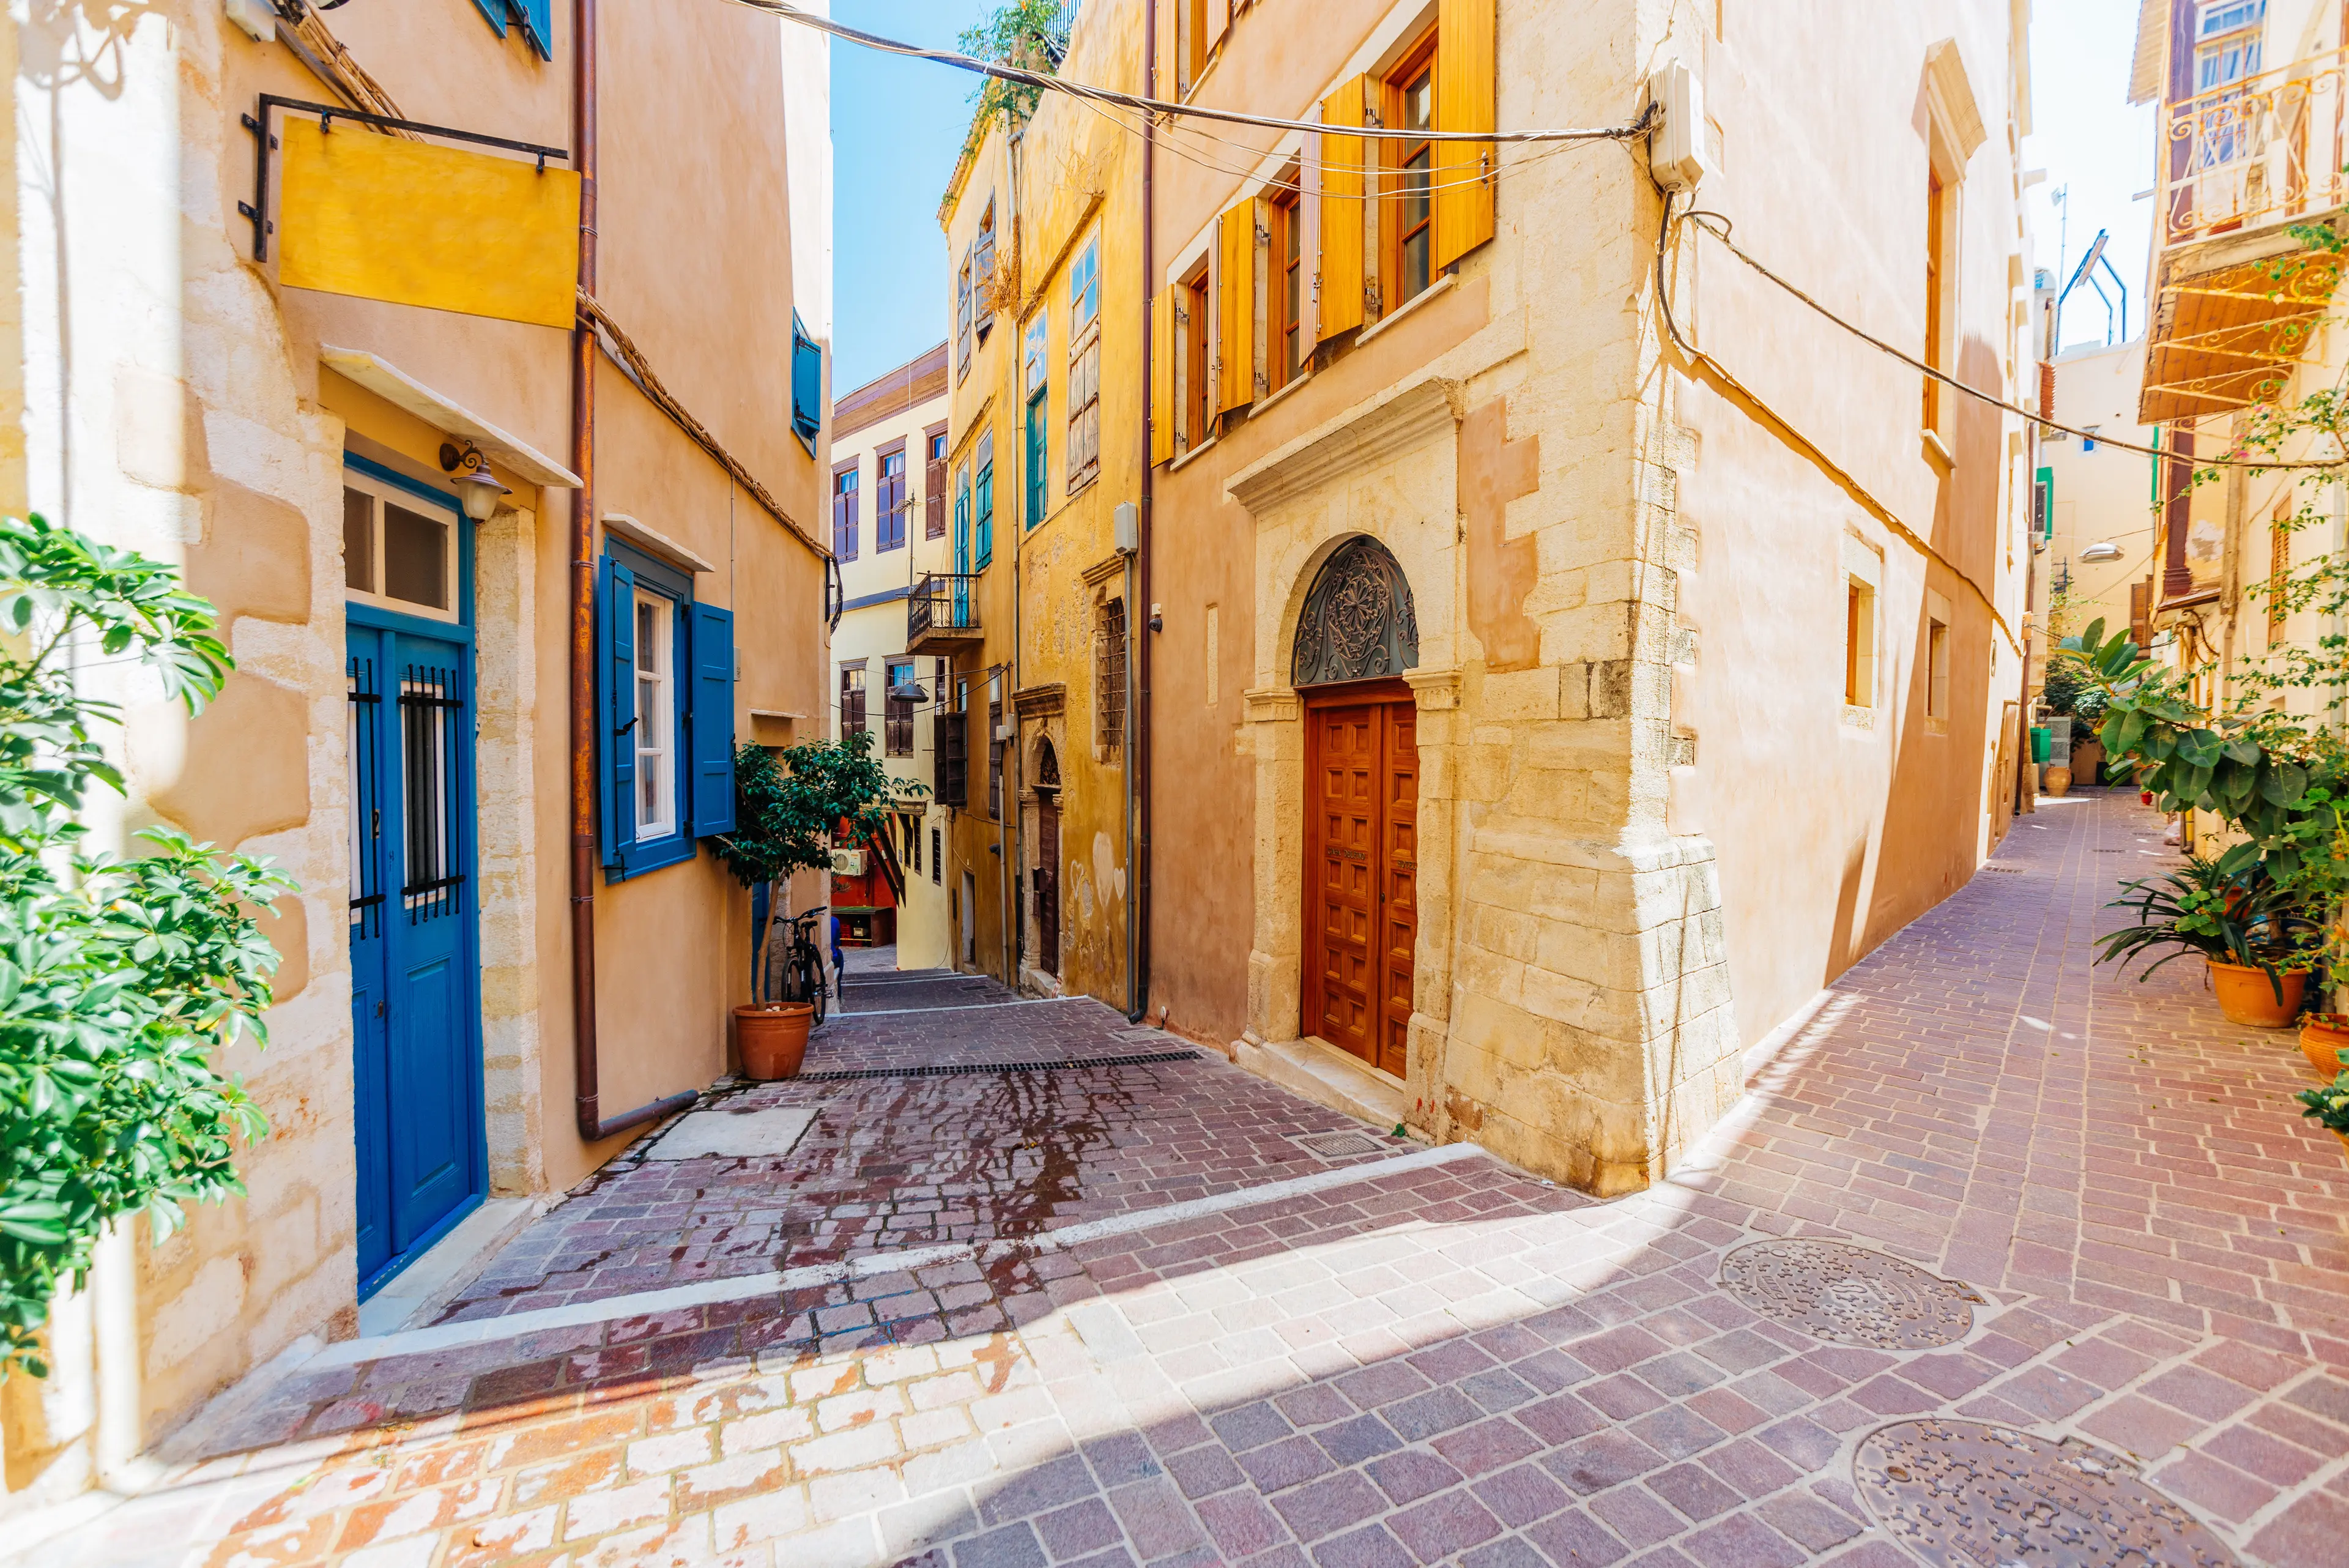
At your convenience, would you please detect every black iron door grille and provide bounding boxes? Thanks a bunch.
[399,663,467,923]
[347,655,384,940]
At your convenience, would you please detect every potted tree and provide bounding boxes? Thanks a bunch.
[710,730,911,1079]
[2096,856,2318,1027]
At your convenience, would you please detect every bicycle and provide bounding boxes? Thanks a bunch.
[776,909,830,1028]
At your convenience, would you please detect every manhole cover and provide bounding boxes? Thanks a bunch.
[1855,1421,2237,1568]
[1294,1130,1386,1159]
[1718,1238,1979,1348]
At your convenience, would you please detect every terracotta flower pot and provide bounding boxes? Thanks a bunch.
[735,1002,814,1080]
[2044,765,2073,797]
[2300,1016,2349,1077]
[2208,960,2309,1028]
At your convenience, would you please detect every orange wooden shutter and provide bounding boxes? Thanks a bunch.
[1318,77,1366,340]
[1218,199,1255,412]
[1433,0,1496,269]
[1151,287,1176,466]
[1209,0,1231,51]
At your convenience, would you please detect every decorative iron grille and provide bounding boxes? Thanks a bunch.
[1291,536,1420,686]
[347,655,384,940]
[1095,598,1126,758]
[399,663,467,923]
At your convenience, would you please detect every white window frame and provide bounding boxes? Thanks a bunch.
[343,468,460,625]
[633,586,677,839]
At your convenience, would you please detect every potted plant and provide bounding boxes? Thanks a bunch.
[2297,1066,2349,1158]
[710,731,913,1079]
[2096,856,2319,1027]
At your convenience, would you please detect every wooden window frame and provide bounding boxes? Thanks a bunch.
[633,586,677,838]
[885,656,915,756]
[1182,262,1212,451]
[924,424,950,539]
[1381,28,1440,318]
[840,660,869,739]
[875,439,908,553]
[1270,183,1304,392]
[831,458,860,560]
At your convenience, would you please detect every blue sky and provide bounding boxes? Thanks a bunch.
[830,1,993,393]
[2022,0,2156,354]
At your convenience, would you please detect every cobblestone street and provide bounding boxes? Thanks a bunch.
[26,790,2349,1568]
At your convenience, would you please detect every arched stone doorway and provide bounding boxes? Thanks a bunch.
[1292,538,1420,1079]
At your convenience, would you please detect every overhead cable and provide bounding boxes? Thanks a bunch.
[725,0,1655,146]
[1653,198,2022,656]
[1677,209,2337,474]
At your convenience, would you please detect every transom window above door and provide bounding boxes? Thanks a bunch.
[344,467,459,623]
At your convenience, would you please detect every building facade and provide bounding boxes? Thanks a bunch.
[2130,0,2348,856]
[0,0,830,1513]
[933,0,1146,1006]
[1141,0,2036,1193]
[829,344,952,968]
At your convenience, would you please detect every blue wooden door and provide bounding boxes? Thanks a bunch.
[347,620,483,1293]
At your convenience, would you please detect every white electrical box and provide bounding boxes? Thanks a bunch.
[225,0,275,44]
[1649,61,1714,192]
[1114,501,1139,555]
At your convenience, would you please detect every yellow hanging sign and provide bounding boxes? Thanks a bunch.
[276,118,581,330]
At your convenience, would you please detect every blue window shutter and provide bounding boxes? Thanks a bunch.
[601,557,637,868]
[519,0,553,59]
[689,603,737,836]
[792,314,822,443]
[472,0,509,38]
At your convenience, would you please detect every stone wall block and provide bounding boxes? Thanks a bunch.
[1589,660,1635,720]
[1453,941,1526,1009]
[114,367,208,492]
[1481,666,1561,721]
[1468,901,1540,965]
[1449,990,1551,1075]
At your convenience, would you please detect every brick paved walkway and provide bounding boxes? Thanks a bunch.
[25,792,2349,1568]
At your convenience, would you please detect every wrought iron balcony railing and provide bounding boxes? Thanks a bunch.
[908,573,982,643]
[2162,45,2349,247]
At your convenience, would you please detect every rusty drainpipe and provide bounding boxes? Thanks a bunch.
[570,0,697,1142]
[1127,0,1156,1025]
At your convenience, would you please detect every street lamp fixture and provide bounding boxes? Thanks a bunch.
[441,441,512,522]
[2078,541,2121,562]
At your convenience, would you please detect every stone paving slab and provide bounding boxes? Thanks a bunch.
[24,792,2349,1568]
[431,1005,1417,1322]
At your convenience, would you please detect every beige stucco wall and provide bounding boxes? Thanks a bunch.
[831,368,952,970]
[2041,339,2156,650]
[0,0,828,1515]
[1146,0,2031,1194]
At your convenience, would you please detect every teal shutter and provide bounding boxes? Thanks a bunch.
[472,0,509,39]
[601,557,637,868]
[519,0,553,58]
[689,603,737,836]
[976,463,994,568]
[1025,392,1047,528]
[792,314,822,444]
[954,482,971,574]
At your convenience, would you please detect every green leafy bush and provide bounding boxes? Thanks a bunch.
[711,730,917,1003]
[2096,855,2318,998]
[0,515,294,1377]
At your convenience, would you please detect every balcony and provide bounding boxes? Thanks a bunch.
[908,573,983,656]
[2141,46,2348,423]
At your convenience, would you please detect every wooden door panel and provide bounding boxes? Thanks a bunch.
[1305,694,1419,1076]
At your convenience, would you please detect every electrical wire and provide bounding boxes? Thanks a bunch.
[1653,195,2023,656]
[1677,209,2340,474]
[725,0,1655,146]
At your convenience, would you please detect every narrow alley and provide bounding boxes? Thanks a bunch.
[29,790,2349,1568]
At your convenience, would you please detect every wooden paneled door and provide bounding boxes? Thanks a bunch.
[1304,685,1417,1077]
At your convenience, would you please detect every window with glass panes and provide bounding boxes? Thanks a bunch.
[831,463,859,559]
[876,445,907,552]
[1067,236,1102,491]
[1384,32,1438,312]
[1271,188,1304,390]
[885,658,913,756]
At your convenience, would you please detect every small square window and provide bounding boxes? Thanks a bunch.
[343,469,459,623]
[1844,577,1879,712]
